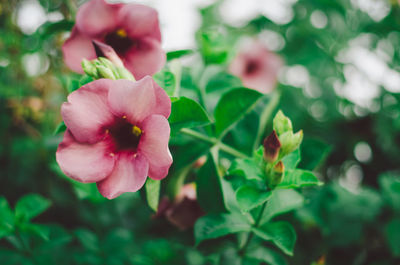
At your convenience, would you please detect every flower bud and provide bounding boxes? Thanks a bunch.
[263,130,281,162]
[279,130,303,157]
[93,40,124,68]
[273,110,293,136]
[267,161,284,188]
[97,65,116,80]
[81,59,99,79]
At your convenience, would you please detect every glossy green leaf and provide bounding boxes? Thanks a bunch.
[277,169,322,189]
[205,72,241,93]
[236,186,272,211]
[281,148,301,170]
[166,49,194,61]
[214,88,263,137]
[246,246,288,265]
[197,153,226,213]
[194,213,251,245]
[261,189,304,223]
[154,70,176,96]
[145,178,160,212]
[53,121,66,135]
[15,194,51,222]
[169,97,211,132]
[228,158,264,181]
[253,222,297,256]
[299,138,332,170]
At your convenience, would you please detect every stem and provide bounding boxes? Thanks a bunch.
[239,202,268,256]
[180,128,248,159]
[253,91,281,150]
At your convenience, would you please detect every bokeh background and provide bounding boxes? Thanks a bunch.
[1,0,400,264]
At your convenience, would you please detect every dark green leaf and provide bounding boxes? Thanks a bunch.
[194,213,251,245]
[246,246,288,265]
[299,138,332,170]
[205,72,241,93]
[277,169,322,189]
[15,194,51,222]
[75,228,100,252]
[214,88,263,137]
[261,189,304,223]
[384,218,400,257]
[197,153,226,213]
[145,178,160,212]
[253,222,297,256]
[166,49,194,61]
[53,121,66,135]
[236,186,272,211]
[19,223,50,241]
[0,197,14,239]
[379,173,400,212]
[169,97,211,132]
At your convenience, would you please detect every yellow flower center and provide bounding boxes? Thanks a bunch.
[132,125,142,137]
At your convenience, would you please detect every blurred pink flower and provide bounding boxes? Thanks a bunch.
[62,0,165,80]
[156,183,204,230]
[56,77,172,199]
[229,40,283,94]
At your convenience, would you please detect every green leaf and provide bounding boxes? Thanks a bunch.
[154,70,176,96]
[197,153,226,213]
[281,149,300,170]
[145,178,160,212]
[15,194,51,222]
[236,186,272,212]
[277,169,322,189]
[169,97,211,132]
[299,138,332,170]
[194,213,251,245]
[228,158,264,181]
[166,49,194,61]
[379,173,400,212]
[0,197,14,239]
[261,189,304,223]
[74,228,100,252]
[253,222,297,256]
[246,246,288,265]
[214,88,263,137]
[53,121,66,135]
[384,218,400,257]
[205,72,241,93]
[19,223,50,241]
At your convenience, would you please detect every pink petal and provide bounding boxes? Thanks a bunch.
[107,77,157,123]
[62,27,96,73]
[124,38,166,80]
[62,79,115,144]
[97,152,149,199]
[76,0,120,37]
[138,115,172,180]
[152,79,171,118]
[118,4,161,41]
[56,130,115,183]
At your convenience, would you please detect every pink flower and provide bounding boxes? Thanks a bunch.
[229,40,283,94]
[156,183,204,230]
[56,77,172,199]
[62,0,165,80]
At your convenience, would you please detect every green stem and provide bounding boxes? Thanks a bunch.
[239,202,268,256]
[180,128,248,159]
[253,91,281,150]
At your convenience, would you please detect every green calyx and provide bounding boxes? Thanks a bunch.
[81,57,135,81]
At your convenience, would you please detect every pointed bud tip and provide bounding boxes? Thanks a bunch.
[263,130,281,162]
[274,161,284,173]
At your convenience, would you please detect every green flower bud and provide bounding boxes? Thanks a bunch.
[115,66,135,81]
[97,65,116,80]
[81,59,99,79]
[279,130,303,157]
[267,161,284,189]
[273,110,293,136]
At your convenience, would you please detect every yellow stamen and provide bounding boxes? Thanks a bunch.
[116,29,127,38]
[122,115,127,119]
[132,125,142,137]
